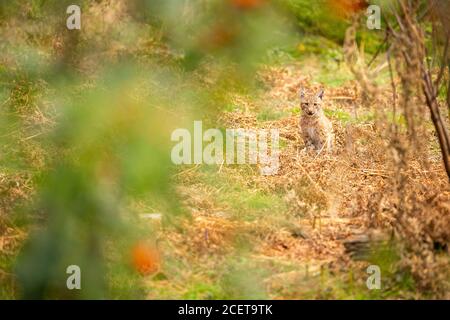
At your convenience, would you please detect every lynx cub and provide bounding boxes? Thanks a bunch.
[299,88,334,153]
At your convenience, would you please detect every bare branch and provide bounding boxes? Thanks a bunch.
[434,36,449,90]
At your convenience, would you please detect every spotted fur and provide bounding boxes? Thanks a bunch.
[299,88,334,153]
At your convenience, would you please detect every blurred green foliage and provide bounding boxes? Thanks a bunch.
[15,68,180,298]
[0,0,297,299]
[278,0,383,54]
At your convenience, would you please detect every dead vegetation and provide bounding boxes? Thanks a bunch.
[343,0,450,296]
[145,54,449,298]
[1,0,449,300]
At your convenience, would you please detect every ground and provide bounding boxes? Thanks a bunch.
[131,58,447,300]
[0,7,448,297]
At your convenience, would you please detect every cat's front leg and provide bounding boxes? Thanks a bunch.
[304,141,317,155]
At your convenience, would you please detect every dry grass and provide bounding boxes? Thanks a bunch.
[0,1,448,299]
[141,62,449,299]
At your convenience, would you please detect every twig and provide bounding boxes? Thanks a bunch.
[218,159,225,173]
[21,132,44,141]
[172,164,200,178]
[387,40,397,133]
[434,36,449,90]
[295,153,327,196]
[368,34,388,68]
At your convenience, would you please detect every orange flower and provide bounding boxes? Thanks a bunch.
[131,242,160,275]
[326,0,368,18]
[230,0,265,10]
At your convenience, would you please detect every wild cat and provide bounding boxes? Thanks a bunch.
[299,88,334,153]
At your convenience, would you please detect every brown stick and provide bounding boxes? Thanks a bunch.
[422,69,450,181]
[394,0,450,181]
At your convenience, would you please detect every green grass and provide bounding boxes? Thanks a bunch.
[106,262,147,300]
[279,0,384,54]
[182,282,228,300]
[324,108,376,125]
[0,252,19,299]
[196,166,288,221]
[275,243,418,300]
[257,108,290,122]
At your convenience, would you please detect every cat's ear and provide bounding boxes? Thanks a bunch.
[317,89,324,100]
[299,87,305,99]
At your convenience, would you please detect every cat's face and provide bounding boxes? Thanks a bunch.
[299,88,324,116]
